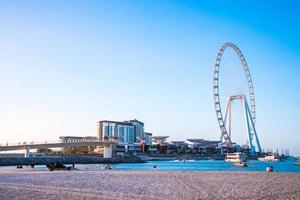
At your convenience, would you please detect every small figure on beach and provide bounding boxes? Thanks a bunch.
[266,165,274,172]
[105,164,112,170]
[153,165,157,169]
[30,162,35,168]
[16,165,23,169]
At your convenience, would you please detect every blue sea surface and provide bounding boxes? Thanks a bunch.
[1,158,299,172]
[77,158,300,172]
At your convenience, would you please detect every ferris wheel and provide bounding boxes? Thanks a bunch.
[212,42,262,154]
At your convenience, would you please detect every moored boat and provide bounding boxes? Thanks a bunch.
[225,152,246,163]
[258,155,279,162]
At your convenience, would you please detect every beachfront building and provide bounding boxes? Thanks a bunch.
[128,119,144,142]
[168,141,189,154]
[152,136,169,154]
[98,120,135,143]
[98,119,146,144]
[187,139,221,155]
[114,142,145,156]
[144,132,152,145]
[151,136,169,145]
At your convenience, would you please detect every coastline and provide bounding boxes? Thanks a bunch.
[0,170,299,199]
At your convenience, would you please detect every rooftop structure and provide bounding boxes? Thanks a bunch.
[98,120,132,126]
[170,141,187,145]
[152,136,169,144]
[128,119,144,125]
[187,139,204,143]
[170,141,188,149]
[199,140,220,147]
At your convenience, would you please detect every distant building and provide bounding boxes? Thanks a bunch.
[168,141,189,154]
[98,119,146,144]
[187,139,220,147]
[152,136,169,144]
[114,143,144,156]
[144,132,152,145]
[151,136,169,154]
[98,120,135,143]
[187,139,221,154]
[128,119,144,142]
[170,141,188,147]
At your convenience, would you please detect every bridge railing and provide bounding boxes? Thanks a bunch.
[0,140,62,146]
[0,139,109,147]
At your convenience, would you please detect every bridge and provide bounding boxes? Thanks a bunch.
[0,141,116,158]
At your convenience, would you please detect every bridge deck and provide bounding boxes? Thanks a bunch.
[0,141,115,151]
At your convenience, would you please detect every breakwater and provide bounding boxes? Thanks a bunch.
[0,155,144,166]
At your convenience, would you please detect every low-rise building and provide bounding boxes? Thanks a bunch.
[187,139,221,154]
[152,136,169,145]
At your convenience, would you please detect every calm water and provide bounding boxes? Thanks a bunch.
[1,158,300,172]
[78,158,300,172]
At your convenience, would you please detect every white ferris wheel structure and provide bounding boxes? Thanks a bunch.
[213,42,262,155]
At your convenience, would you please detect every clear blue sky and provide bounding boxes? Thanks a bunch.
[0,0,299,155]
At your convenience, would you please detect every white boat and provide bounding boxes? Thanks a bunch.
[258,155,279,162]
[225,152,246,162]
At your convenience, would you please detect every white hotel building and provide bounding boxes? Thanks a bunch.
[98,119,145,144]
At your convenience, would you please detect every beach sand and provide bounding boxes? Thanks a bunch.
[0,169,299,200]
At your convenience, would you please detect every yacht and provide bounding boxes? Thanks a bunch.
[225,152,246,162]
[258,155,279,162]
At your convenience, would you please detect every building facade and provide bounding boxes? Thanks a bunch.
[98,120,139,144]
[116,123,135,143]
[128,119,144,142]
[144,132,152,145]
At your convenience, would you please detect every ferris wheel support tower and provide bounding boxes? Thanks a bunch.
[223,95,262,154]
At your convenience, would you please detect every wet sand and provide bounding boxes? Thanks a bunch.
[0,169,299,200]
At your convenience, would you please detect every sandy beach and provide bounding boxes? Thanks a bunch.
[0,169,299,200]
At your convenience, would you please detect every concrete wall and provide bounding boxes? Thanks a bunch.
[0,155,144,166]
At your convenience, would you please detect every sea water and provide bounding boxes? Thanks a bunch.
[77,157,300,172]
[1,158,299,172]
